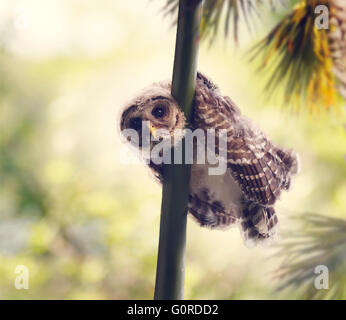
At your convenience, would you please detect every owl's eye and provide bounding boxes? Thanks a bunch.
[129,117,142,130]
[152,104,167,118]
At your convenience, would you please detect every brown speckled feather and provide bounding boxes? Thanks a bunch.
[193,72,297,207]
[191,72,299,245]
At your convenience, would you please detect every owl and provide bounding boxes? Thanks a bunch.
[120,72,299,247]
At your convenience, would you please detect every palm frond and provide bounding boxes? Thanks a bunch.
[162,0,286,44]
[252,0,343,113]
[274,214,346,299]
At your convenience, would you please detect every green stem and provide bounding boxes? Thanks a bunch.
[154,0,202,300]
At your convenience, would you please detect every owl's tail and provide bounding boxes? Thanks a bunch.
[240,203,279,247]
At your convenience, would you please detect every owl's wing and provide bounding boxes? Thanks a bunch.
[193,74,295,206]
[226,132,285,206]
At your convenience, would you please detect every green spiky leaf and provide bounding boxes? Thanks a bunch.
[163,0,286,43]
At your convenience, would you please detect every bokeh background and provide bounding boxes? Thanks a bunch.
[0,0,345,299]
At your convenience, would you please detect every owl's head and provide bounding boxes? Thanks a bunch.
[120,82,185,148]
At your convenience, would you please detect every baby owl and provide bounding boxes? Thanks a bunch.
[120,72,299,247]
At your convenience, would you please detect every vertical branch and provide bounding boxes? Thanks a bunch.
[154,0,202,300]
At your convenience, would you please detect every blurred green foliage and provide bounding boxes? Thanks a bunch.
[0,1,345,299]
[275,214,346,299]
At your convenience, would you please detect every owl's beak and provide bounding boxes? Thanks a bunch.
[149,124,157,138]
